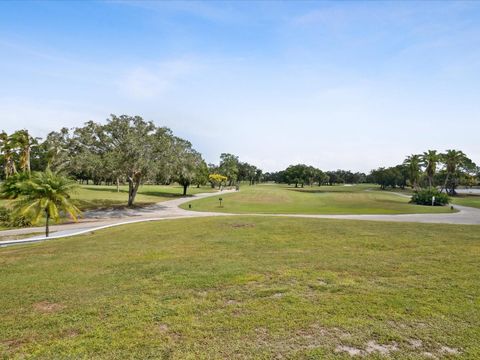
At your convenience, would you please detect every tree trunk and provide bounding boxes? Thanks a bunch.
[183,184,188,196]
[440,173,450,194]
[116,177,120,192]
[45,211,50,237]
[26,148,31,174]
[127,175,141,207]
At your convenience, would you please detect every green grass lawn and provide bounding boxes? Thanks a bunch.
[0,232,44,242]
[381,187,480,210]
[451,195,480,209]
[0,217,478,359]
[182,184,455,215]
[71,184,215,210]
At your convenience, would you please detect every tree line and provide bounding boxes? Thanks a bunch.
[369,150,478,195]
[264,166,367,187]
[207,153,263,188]
[0,115,266,206]
[1,115,210,205]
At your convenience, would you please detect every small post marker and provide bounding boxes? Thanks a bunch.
[219,197,223,207]
[189,204,192,209]
[431,196,435,206]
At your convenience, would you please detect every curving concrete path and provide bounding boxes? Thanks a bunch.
[0,190,233,247]
[1,190,479,247]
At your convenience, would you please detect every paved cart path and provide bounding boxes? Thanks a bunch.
[1,190,479,247]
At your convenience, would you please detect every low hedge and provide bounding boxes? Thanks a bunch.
[410,189,449,206]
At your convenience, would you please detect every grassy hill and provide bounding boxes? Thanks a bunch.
[182,183,455,215]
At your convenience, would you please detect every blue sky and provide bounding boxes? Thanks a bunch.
[0,1,479,171]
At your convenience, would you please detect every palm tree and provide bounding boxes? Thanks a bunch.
[403,154,422,190]
[10,170,81,237]
[0,131,17,178]
[11,129,36,175]
[421,150,439,188]
[440,149,469,195]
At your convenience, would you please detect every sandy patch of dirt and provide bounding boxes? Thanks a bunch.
[408,339,423,349]
[33,301,65,313]
[365,340,398,355]
[157,324,169,333]
[1,338,25,351]
[230,223,256,228]
[335,345,364,356]
[439,346,460,355]
[335,340,398,357]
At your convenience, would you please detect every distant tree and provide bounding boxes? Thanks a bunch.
[369,166,406,190]
[43,128,72,172]
[440,150,476,195]
[219,153,239,186]
[315,169,329,186]
[193,160,209,188]
[102,115,172,207]
[255,168,263,184]
[11,129,36,175]
[172,138,204,195]
[0,131,17,178]
[209,173,227,189]
[284,164,310,187]
[421,150,440,188]
[403,154,422,190]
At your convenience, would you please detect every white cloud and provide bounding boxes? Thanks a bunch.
[117,59,197,99]
[0,97,107,136]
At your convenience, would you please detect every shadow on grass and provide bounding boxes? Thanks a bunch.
[139,191,189,198]
[80,186,188,198]
[286,188,358,194]
[74,199,156,211]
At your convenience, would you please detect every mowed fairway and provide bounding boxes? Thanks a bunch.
[1,217,479,359]
[452,195,480,209]
[182,184,455,215]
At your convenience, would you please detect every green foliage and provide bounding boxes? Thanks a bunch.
[403,154,422,189]
[209,173,228,188]
[3,170,81,236]
[0,172,30,199]
[421,150,440,188]
[0,206,31,228]
[368,165,407,189]
[219,153,239,185]
[410,188,449,206]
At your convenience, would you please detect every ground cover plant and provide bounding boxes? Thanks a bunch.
[1,216,478,359]
[182,184,454,215]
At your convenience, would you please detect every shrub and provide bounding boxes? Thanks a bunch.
[410,189,449,206]
[0,206,32,228]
